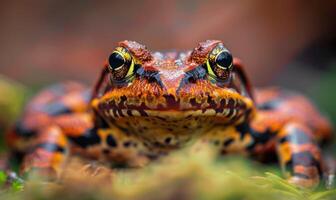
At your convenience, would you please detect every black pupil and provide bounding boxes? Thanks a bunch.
[109,52,125,70]
[216,51,232,68]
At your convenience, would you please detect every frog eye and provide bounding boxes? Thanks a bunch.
[108,52,125,71]
[215,51,233,70]
[108,47,135,81]
[206,47,233,81]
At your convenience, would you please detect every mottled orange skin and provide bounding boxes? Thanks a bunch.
[6,40,333,187]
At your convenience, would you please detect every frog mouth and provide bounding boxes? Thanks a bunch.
[97,93,252,122]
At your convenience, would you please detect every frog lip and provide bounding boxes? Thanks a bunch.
[97,94,249,121]
[99,106,246,124]
[98,87,249,109]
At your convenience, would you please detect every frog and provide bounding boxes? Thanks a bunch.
[6,40,333,187]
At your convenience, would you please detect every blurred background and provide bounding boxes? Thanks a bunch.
[0,0,336,132]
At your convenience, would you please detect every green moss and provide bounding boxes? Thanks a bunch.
[0,171,7,186]
[0,147,335,200]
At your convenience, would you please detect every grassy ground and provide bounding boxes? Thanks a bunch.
[0,75,335,200]
[0,148,336,200]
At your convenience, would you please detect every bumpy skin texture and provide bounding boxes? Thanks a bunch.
[6,40,333,187]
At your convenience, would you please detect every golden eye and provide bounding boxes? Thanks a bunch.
[108,47,135,81]
[206,46,233,81]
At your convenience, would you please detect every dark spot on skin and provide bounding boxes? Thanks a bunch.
[190,98,202,108]
[118,126,131,135]
[166,128,173,132]
[95,115,110,129]
[228,98,235,108]
[223,138,234,147]
[107,135,117,147]
[157,104,165,110]
[183,126,188,129]
[279,137,286,144]
[214,140,220,146]
[186,115,193,119]
[119,95,127,106]
[35,143,65,153]
[102,148,110,154]
[117,109,124,117]
[227,109,234,118]
[148,76,157,83]
[123,141,132,148]
[221,149,227,155]
[156,116,167,121]
[165,137,172,144]
[236,122,276,151]
[113,109,118,118]
[154,141,162,147]
[14,121,36,138]
[207,95,217,107]
[216,99,226,113]
[231,112,243,122]
[163,94,180,109]
[127,110,133,116]
[69,127,101,148]
[139,109,148,117]
[146,154,160,160]
[188,77,197,84]
[235,122,249,139]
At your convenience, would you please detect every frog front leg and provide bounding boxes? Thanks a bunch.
[19,119,151,177]
[276,122,322,187]
[21,125,69,178]
[203,122,323,188]
[235,122,323,187]
[8,113,93,178]
[20,124,111,179]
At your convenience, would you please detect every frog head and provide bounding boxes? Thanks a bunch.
[91,40,255,149]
